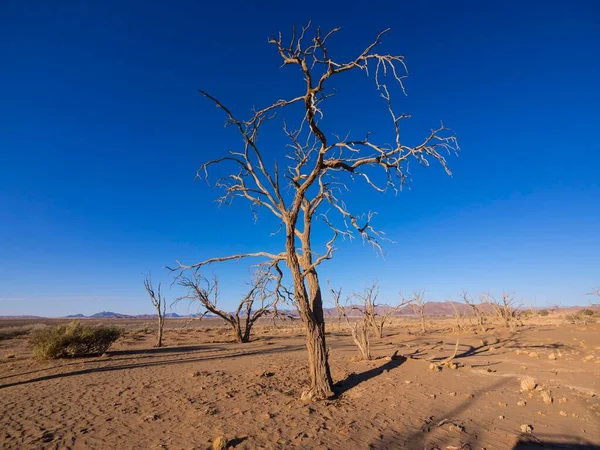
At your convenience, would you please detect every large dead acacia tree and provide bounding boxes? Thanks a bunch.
[171,24,458,399]
[177,270,274,343]
[143,276,167,347]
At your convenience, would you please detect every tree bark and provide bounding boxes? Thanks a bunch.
[156,315,164,347]
[287,224,334,400]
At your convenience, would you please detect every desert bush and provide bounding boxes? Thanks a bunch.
[565,312,595,326]
[538,309,549,316]
[580,308,594,316]
[31,321,121,360]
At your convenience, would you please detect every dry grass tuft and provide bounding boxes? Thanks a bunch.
[540,390,553,405]
[212,436,228,450]
[520,377,537,392]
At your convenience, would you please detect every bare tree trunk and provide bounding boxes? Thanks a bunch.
[288,227,333,400]
[350,320,372,360]
[157,315,164,347]
[303,273,334,399]
[233,323,245,343]
[144,276,166,348]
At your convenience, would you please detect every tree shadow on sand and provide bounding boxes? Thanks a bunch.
[334,354,407,397]
[0,344,304,390]
[369,378,510,449]
[512,436,600,449]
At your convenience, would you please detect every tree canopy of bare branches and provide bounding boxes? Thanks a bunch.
[171,24,458,399]
[588,287,600,304]
[460,290,487,334]
[177,269,275,343]
[481,292,520,331]
[352,282,412,338]
[143,275,167,347]
[406,290,427,333]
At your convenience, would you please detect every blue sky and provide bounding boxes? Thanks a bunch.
[1,1,599,316]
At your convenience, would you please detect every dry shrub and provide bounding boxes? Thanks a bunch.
[566,311,595,325]
[31,321,121,360]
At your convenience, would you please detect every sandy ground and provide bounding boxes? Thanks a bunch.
[1,319,599,450]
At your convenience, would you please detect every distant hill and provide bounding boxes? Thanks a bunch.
[89,311,133,319]
[322,301,491,317]
[0,315,46,319]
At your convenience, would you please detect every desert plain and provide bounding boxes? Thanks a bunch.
[1,315,599,450]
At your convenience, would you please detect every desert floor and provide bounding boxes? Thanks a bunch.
[1,319,599,450]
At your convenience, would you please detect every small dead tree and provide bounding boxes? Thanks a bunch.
[588,287,600,306]
[460,290,487,334]
[330,285,371,360]
[143,276,167,347]
[448,301,467,333]
[407,290,427,333]
[170,25,458,399]
[482,292,520,331]
[353,282,412,338]
[178,270,275,343]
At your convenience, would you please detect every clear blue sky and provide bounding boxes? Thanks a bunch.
[1,1,599,316]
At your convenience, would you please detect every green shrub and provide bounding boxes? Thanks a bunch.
[31,322,121,360]
[538,309,549,316]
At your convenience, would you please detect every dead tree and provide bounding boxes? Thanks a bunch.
[143,276,167,347]
[449,301,467,333]
[330,285,371,360]
[353,282,411,338]
[407,291,427,333]
[178,270,275,343]
[460,290,487,334]
[588,287,600,306]
[170,25,458,399]
[481,292,519,331]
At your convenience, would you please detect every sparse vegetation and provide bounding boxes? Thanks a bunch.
[539,309,549,316]
[31,321,121,360]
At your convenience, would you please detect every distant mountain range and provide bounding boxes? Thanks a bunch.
[1,303,596,320]
[64,311,189,319]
